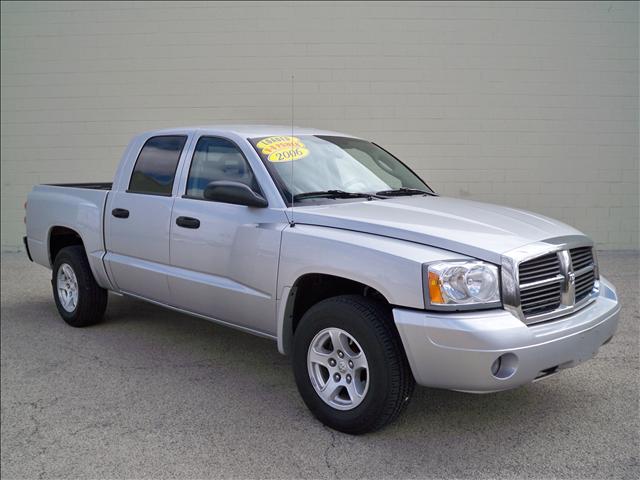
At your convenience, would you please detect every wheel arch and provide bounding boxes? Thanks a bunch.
[48,225,85,267]
[277,272,393,355]
[47,225,114,290]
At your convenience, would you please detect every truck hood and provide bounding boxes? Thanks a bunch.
[291,196,586,264]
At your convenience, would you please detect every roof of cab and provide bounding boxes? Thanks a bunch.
[139,125,358,139]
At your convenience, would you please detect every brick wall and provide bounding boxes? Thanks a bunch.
[1,1,638,250]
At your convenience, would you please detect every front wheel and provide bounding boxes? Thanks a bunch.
[52,246,108,327]
[292,295,415,434]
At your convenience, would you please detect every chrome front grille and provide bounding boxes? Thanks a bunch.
[518,252,561,283]
[503,238,600,326]
[575,269,596,302]
[570,246,593,270]
[571,247,597,302]
[519,253,563,316]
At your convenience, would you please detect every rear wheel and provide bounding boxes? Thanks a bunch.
[292,295,415,434]
[52,246,108,327]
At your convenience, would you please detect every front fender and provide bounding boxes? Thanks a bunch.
[275,224,468,353]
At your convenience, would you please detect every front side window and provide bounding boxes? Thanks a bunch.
[185,136,259,199]
[249,135,431,203]
[128,135,187,195]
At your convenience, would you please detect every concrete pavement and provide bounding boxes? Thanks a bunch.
[1,251,638,479]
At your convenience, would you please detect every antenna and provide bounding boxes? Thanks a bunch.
[289,73,295,227]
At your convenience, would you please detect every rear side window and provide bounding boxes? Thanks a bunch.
[185,136,259,199]
[128,135,187,195]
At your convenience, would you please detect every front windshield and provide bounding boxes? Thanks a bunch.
[249,135,433,203]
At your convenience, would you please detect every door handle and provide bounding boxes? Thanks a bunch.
[111,208,130,219]
[176,216,200,229]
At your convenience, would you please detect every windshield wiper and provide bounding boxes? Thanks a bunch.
[293,190,380,201]
[376,187,437,197]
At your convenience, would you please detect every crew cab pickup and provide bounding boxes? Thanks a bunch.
[25,126,620,434]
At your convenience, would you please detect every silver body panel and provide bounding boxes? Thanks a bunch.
[169,198,285,335]
[25,125,621,393]
[290,195,583,265]
[25,184,114,290]
[104,192,175,302]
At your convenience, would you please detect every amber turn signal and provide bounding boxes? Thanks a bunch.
[428,271,444,304]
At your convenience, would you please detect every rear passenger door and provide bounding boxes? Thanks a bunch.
[168,136,285,336]
[104,134,189,302]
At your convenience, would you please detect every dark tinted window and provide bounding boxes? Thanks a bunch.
[128,135,187,195]
[185,137,259,199]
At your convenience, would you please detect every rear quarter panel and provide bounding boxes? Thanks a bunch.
[26,185,112,289]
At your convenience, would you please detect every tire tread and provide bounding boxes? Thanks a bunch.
[331,295,414,431]
[293,294,415,434]
[52,245,108,327]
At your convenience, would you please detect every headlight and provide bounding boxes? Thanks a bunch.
[425,261,501,309]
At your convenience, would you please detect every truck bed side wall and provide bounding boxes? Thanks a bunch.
[26,185,114,290]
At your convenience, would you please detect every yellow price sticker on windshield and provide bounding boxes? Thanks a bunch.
[256,136,310,163]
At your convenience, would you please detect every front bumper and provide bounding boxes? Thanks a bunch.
[393,276,620,392]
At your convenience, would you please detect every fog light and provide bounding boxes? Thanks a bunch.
[491,357,501,376]
[490,353,518,379]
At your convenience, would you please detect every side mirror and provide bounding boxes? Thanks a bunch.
[203,181,268,208]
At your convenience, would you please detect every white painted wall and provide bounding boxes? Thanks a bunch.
[2,1,638,250]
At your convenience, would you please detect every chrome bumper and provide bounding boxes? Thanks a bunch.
[393,276,620,392]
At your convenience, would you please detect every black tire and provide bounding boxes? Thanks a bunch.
[292,295,415,434]
[52,245,108,327]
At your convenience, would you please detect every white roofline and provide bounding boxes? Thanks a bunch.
[136,125,361,139]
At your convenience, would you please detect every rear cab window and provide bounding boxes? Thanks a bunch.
[128,135,187,195]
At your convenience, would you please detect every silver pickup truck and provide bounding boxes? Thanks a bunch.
[25,125,620,434]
